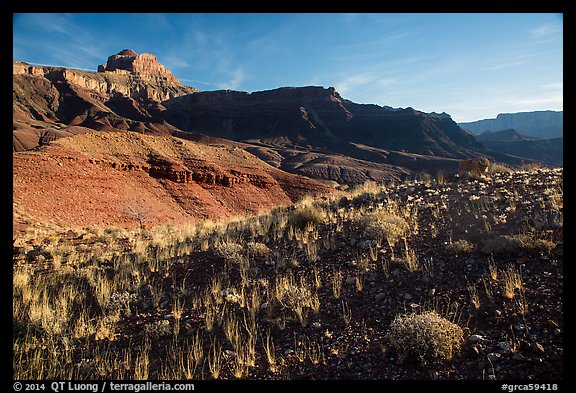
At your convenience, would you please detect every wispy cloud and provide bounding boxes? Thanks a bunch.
[480,59,531,71]
[219,68,245,90]
[336,32,412,51]
[161,22,250,91]
[14,13,106,68]
[530,23,562,40]
[181,70,249,91]
[179,78,221,88]
[161,56,191,72]
[140,14,173,33]
[335,73,375,96]
[501,93,563,108]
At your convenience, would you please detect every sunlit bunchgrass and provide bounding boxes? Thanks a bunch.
[12,168,562,379]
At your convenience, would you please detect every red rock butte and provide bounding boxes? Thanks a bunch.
[98,49,181,85]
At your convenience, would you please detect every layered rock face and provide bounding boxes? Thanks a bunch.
[13,132,330,230]
[14,50,546,189]
[98,49,181,85]
[162,86,484,159]
[13,52,197,151]
[14,60,194,104]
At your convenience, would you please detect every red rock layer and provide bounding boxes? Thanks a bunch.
[98,50,181,85]
[13,132,331,232]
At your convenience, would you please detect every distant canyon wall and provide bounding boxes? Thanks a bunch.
[459,111,563,139]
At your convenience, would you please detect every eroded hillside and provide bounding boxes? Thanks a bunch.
[13,132,330,233]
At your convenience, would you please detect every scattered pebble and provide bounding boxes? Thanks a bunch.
[487,353,501,362]
[497,342,511,353]
[467,334,486,344]
[374,293,386,301]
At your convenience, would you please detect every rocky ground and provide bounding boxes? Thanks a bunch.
[13,167,563,381]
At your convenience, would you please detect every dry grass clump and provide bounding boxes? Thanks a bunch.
[274,273,318,325]
[214,240,245,262]
[490,163,514,174]
[361,209,409,247]
[288,200,328,230]
[481,234,555,255]
[447,239,476,255]
[12,167,562,379]
[501,264,524,300]
[518,162,544,172]
[386,310,464,365]
[247,241,271,257]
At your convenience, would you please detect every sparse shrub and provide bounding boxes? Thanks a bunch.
[348,181,383,206]
[518,162,544,172]
[105,291,138,317]
[386,310,464,365]
[125,203,152,230]
[247,241,271,257]
[416,171,432,185]
[488,256,498,280]
[276,280,311,310]
[501,264,524,299]
[341,300,352,326]
[466,280,481,309]
[481,234,555,255]
[143,320,171,339]
[490,163,514,174]
[263,331,277,372]
[13,269,30,290]
[207,338,223,379]
[288,203,327,230]
[332,271,343,299]
[481,235,521,255]
[459,171,489,182]
[458,157,490,175]
[95,314,119,341]
[530,209,563,230]
[215,240,245,262]
[361,209,409,247]
[401,246,419,272]
[274,274,315,325]
[447,239,475,254]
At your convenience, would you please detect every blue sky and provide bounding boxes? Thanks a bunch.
[13,13,563,122]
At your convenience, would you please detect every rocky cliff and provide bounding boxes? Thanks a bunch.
[14,59,195,104]
[14,50,548,189]
[13,51,198,151]
[162,86,484,159]
[459,111,563,139]
[473,130,562,165]
[97,49,182,86]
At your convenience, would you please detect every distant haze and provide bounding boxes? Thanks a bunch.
[458,111,563,139]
